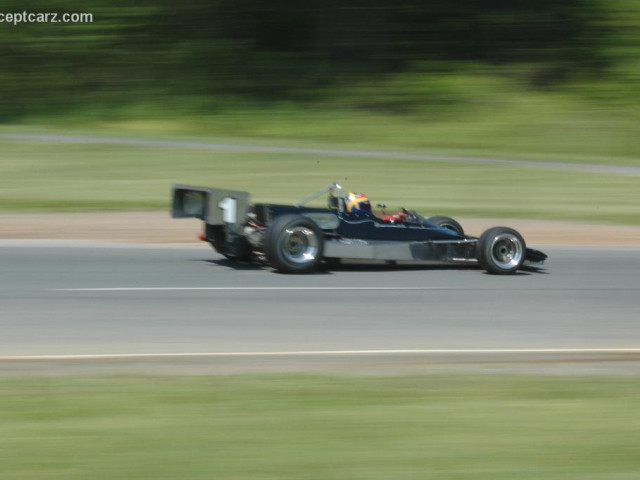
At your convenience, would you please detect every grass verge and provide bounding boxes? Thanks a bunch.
[5,77,640,168]
[1,373,640,480]
[1,139,640,224]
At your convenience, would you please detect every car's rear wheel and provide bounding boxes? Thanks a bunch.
[477,226,526,274]
[264,215,324,273]
[208,225,251,261]
[426,215,464,235]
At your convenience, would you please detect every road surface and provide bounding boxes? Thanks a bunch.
[1,243,639,372]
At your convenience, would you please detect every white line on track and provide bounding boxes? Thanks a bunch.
[53,286,454,292]
[2,348,640,361]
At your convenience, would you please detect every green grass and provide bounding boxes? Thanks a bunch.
[6,73,640,167]
[2,139,640,224]
[3,78,640,224]
[1,374,640,480]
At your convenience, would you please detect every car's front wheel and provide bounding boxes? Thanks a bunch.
[264,215,324,273]
[476,226,526,274]
[426,215,464,235]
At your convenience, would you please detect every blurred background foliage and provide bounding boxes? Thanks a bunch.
[1,0,639,121]
[2,0,640,220]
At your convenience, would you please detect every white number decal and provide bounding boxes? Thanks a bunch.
[218,197,237,224]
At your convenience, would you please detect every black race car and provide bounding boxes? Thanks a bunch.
[172,182,547,274]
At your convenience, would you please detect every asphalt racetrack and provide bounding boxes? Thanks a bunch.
[1,242,639,371]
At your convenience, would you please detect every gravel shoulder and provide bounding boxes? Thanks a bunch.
[1,211,640,245]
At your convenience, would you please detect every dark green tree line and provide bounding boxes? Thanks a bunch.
[0,0,632,120]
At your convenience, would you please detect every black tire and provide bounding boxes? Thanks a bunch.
[216,248,250,262]
[476,226,526,275]
[208,226,251,261]
[426,215,464,235]
[210,239,251,262]
[264,215,324,273]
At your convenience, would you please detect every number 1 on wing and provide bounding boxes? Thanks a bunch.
[218,197,237,224]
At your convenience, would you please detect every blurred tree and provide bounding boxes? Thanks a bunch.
[0,0,633,119]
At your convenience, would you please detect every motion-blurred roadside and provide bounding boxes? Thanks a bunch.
[1,1,639,156]
[1,0,639,224]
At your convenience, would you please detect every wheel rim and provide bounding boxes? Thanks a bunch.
[280,226,319,264]
[490,233,523,269]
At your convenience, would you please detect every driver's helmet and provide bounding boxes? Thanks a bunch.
[345,192,371,213]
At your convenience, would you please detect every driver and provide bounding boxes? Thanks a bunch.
[345,192,408,224]
[345,192,372,214]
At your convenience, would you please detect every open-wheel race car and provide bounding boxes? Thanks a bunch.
[172,182,547,274]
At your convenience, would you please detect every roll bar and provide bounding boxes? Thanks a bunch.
[295,182,344,213]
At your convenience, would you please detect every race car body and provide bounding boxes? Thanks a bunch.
[172,182,547,274]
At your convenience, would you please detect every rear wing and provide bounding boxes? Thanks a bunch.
[172,184,250,232]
